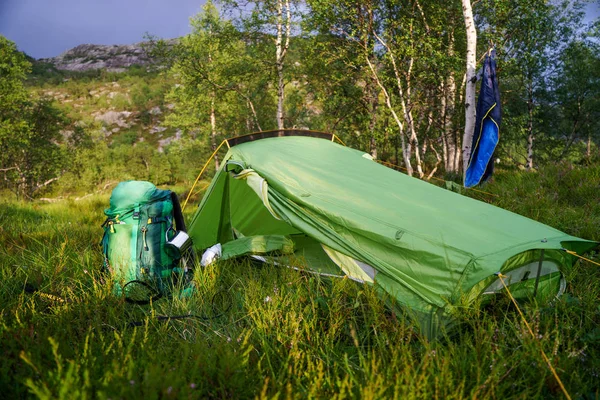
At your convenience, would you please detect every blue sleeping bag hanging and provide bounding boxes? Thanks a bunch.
[465,49,501,188]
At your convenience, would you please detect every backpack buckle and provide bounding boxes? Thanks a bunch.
[133,205,140,220]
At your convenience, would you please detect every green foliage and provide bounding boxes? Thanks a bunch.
[1,166,599,398]
[164,1,275,139]
[0,36,32,162]
[12,0,600,193]
[477,0,591,167]
[0,37,89,199]
[544,39,600,161]
[0,36,30,106]
[15,99,70,195]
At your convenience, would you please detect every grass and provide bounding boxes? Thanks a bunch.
[1,163,599,399]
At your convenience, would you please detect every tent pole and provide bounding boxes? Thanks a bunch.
[332,134,347,146]
[532,249,545,298]
[182,140,228,211]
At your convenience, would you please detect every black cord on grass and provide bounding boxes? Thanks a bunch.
[126,289,234,328]
[23,282,234,328]
[127,314,209,327]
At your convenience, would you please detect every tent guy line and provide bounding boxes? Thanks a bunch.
[497,273,571,400]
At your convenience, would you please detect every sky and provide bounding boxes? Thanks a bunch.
[0,0,598,60]
[0,0,206,59]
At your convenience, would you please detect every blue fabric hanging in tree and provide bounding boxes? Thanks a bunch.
[465,49,501,188]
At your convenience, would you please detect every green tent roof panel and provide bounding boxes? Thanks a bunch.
[188,133,597,337]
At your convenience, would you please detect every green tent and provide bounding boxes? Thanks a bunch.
[188,131,597,336]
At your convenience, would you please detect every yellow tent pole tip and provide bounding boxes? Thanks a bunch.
[182,140,227,211]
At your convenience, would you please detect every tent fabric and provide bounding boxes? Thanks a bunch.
[465,49,501,188]
[188,135,596,336]
[221,235,295,260]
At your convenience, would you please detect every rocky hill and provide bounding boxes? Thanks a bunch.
[38,40,175,72]
[28,40,181,152]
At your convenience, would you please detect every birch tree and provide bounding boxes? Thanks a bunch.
[367,3,428,177]
[440,9,463,175]
[304,0,389,160]
[461,0,477,175]
[219,0,296,130]
[306,0,465,176]
[165,2,267,169]
[275,0,292,130]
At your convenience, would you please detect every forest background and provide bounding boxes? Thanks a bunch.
[1,0,599,199]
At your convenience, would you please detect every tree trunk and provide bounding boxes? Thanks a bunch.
[275,0,291,131]
[526,86,534,170]
[370,136,378,159]
[444,27,460,174]
[276,62,285,130]
[365,56,413,176]
[587,133,591,159]
[210,94,220,170]
[368,79,380,159]
[427,142,442,180]
[441,81,449,171]
[455,72,467,172]
[402,54,423,178]
[402,72,424,177]
[461,0,477,176]
[442,75,460,174]
[371,27,422,177]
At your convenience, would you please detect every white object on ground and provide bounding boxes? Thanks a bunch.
[201,243,222,267]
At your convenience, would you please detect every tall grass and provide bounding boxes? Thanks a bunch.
[1,163,599,399]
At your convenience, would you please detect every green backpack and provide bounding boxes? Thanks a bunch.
[101,181,191,303]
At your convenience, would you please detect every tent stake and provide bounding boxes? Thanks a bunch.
[532,249,545,298]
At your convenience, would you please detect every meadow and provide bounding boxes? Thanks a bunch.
[1,164,599,399]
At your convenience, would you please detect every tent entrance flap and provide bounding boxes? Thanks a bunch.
[229,167,301,238]
[233,169,281,220]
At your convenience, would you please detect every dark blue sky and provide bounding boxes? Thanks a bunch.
[0,0,598,59]
[0,0,206,59]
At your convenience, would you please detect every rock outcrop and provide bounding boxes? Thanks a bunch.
[39,40,175,72]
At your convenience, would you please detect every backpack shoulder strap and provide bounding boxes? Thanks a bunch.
[170,191,187,232]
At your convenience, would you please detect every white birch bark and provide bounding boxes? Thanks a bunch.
[208,49,219,170]
[210,94,220,170]
[461,0,477,176]
[275,0,291,131]
[365,56,413,176]
[440,81,449,170]
[526,86,534,170]
[371,28,423,178]
[443,27,460,174]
